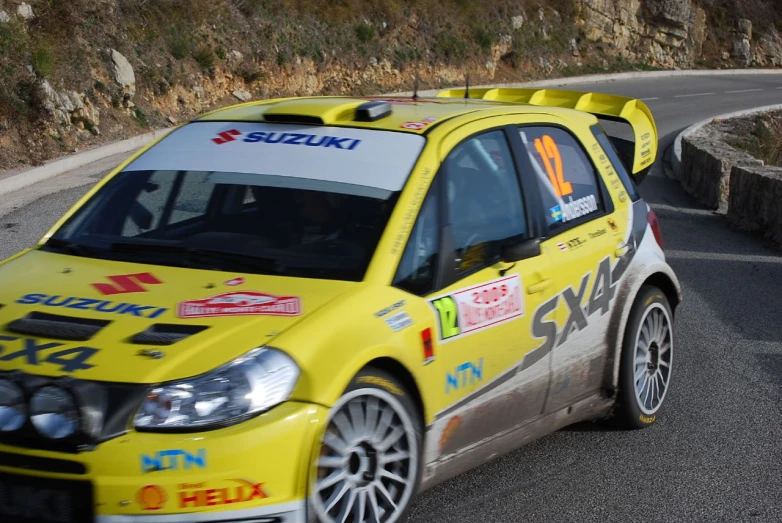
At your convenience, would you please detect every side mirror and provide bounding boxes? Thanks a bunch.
[501,238,541,263]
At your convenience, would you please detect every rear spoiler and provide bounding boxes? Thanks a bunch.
[436,88,658,180]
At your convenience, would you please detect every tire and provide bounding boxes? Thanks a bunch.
[611,285,674,430]
[308,367,423,523]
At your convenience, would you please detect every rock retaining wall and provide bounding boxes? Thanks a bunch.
[678,111,782,245]
[728,164,782,243]
[680,131,762,211]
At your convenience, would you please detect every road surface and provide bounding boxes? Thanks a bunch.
[1,73,781,522]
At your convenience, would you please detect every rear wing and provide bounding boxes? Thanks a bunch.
[436,87,658,180]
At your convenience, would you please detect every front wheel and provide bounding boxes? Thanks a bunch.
[308,368,422,523]
[611,285,675,429]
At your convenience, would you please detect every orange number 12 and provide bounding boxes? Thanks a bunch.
[534,135,572,198]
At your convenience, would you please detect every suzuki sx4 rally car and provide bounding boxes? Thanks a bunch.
[0,88,681,523]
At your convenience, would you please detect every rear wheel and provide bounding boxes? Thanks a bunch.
[309,368,422,523]
[611,285,674,429]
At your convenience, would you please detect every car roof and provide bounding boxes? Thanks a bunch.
[194,94,599,135]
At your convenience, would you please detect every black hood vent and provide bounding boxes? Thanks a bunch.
[7,312,111,341]
[130,323,208,345]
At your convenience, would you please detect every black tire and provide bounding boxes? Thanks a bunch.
[308,367,423,523]
[611,285,675,430]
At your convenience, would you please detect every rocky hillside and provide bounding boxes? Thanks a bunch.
[0,0,780,171]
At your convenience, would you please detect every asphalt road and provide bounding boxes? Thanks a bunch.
[1,73,781,522]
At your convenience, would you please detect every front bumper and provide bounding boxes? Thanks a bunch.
[0,401,326,523]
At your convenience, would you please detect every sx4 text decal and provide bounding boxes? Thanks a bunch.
[531,255,615,353]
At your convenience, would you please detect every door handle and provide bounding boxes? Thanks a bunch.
[527,278,552,294]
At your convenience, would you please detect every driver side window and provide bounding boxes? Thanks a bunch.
[445,130,528,274]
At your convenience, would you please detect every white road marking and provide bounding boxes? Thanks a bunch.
[641,97,660,101]
[725,88,764,94]
[674,92,716,98]
[665,250,782,264]
[776,86,782,90]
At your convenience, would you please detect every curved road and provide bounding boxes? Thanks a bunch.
[1,73,781,522]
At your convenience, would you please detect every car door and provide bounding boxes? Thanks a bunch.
[393,125,556,461]
[515,122,620,414]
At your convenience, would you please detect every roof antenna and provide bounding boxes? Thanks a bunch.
[412,48,420,100]
[465,71,470,99]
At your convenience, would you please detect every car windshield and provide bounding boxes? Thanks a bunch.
[46,122,426,281]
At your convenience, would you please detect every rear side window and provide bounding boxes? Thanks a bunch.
[591,124,641,202]
[518,126,604,233]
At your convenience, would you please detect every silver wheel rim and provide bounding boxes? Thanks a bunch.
[311,388,418,523]
[633,303,673,415]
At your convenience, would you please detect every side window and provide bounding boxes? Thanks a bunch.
[445,130,528,274]
[591,124,641,202]
[518,127,605,234]
[393,178,440,296]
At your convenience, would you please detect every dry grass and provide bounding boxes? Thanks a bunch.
[728,113,782,167]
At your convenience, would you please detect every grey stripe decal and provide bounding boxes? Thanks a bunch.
[429,200,647,427]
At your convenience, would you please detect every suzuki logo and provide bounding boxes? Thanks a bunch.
[92,273,163,295]
[212,129,241,145]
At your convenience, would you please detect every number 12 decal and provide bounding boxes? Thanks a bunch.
[534,135,573,198]
[429,275,524,343]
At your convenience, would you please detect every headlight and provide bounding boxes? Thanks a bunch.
[134,347,299,431]
[0,379,26,432]
[30,386,80,439]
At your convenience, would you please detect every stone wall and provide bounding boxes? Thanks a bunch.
[728,164,782,243]
[678,111,782,245]
[680,131,762,211]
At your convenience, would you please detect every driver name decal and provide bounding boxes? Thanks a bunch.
[178,291,302,318]
[429,275,523,342]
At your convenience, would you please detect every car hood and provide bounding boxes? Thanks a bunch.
[0,250,356,383]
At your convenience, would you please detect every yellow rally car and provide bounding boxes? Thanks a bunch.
[0,88,681,523]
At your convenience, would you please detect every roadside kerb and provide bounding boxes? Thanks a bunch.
[2,68,782,198]
[0,128,172,198]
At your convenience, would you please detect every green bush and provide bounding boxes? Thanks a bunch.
[193,45,215,70]
[169,31,190,60]
[473,26,493,51]
[435,32,467,62]
[31,45,55,78]
[355,22,376,43]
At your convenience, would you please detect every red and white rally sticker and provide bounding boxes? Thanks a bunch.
[224,277,245,286]
[401,117,437,130]
[178,291,302,318]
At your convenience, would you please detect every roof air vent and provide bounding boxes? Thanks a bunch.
[355,101,392,122]
[263,114,325,125]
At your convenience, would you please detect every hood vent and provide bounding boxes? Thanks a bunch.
[7,312,111,342]
[130,324,208,345]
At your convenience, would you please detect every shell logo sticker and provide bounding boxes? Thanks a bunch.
[137,485,167,511]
